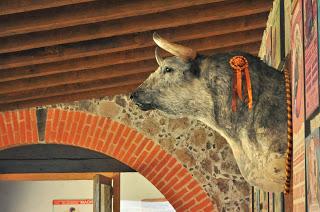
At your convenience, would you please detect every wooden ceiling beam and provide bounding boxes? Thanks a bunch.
[0,13,268,69]
[0,28,264,82]
[0,42,260,104]
[0,72,149,103]
[0,0,95,16]
[0,0,272,52]
[0,0,225,37]
[203,41,261,55]
[0,61,156,95]
[0,84,139,112]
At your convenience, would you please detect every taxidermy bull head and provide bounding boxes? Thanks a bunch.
[131,33,287,192]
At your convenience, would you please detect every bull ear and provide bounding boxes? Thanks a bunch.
[153,32,197,60]
[155,47,164,66]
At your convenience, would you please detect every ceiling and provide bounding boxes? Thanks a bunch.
[0,0,272,111]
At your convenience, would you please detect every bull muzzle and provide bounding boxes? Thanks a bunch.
[130,89,157,111]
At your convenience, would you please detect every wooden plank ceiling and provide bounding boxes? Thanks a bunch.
[0,0,272,111]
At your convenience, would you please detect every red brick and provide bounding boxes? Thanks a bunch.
[5,114,14,145]
[64,111,74,132]
[85,115,98,148]
[91,128,102,149]
[152,167,169,184]
[67,122,78,144]
[101,132,113,153]
[196,193,207,202]
[96,139,105,151]
[45,117,51,142]
[112,124,125,144]
[157,181,165,191]
[170,187,188,204]
[164,188,175,199]
[74,113,86,143]
[113,136,126,157]
[132,150,148,170]
[177,199,196,211]
[183,186,202,202]
[187,180,198,190]
[161,177,179,194]
[19,120,26,144]
[144,150,165,177]
[25,110,32,131]
[111,121,119,131]
[174,174,193,191]
[47,109,54,121]
[134,138,148,156]
[203,204,215,212]
[122,126,131,137]
[145,140,154,151]
[152,154,171,175]
[172,200,184,212]
[79,125,90,146]
[52,109,60,131]
[122,143,137,164]
[189,199,212,211]
[73,111,81,122]
[165,164,182,182]
[128,155,137,166]
[31,110,38,143]
[56,120,65,143]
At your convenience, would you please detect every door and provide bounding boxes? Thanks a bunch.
[93,174,113,212]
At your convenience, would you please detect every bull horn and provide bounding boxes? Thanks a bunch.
[153,32,197,60]
[155,47,164,66]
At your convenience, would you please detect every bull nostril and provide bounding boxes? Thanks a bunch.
[130,91,138,100]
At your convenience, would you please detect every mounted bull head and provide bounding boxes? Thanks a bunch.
[130,33,210,117]
[131,33,288,192]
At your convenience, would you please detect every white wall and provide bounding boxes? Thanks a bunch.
[0,173,169,212]
[120,172,164,201]
[0,180,93,212]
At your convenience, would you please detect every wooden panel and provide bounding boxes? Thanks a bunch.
[0,72,150,103]
[0,172,116,181]
[113,173,120,212]
[0,1,271,53]
[0,0,95,15]
[0,61,155,95]
[0,28,264,82]
[0,158,135,173]
[0,0,225,37]
[0,144,135,173]
[0,84,138,111]
[0,13,268,68]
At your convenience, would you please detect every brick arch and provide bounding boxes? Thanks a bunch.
[0,108,216,212]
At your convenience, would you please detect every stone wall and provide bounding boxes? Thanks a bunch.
[48,95,250,211]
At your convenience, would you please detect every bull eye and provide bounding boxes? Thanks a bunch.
[164,67,174,73]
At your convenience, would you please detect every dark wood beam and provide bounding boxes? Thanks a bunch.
[0,0,272,52]
[203,41,261,55]
[0,61,156,95]
[0,0,95,16]
[0,84,139,112]
[0,28,264,82]
[0,13,268,68]
[0,72,149,103]
[0,41,260,110]
[0,42,260,105]
[0,0,225,37]
[0,172,117,181]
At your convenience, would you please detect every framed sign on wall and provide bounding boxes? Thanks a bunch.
[52,199,93,212]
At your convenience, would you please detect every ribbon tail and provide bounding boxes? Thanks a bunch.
[244,67,253,109]
[232,76,237,112]
[236,70,243,100]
